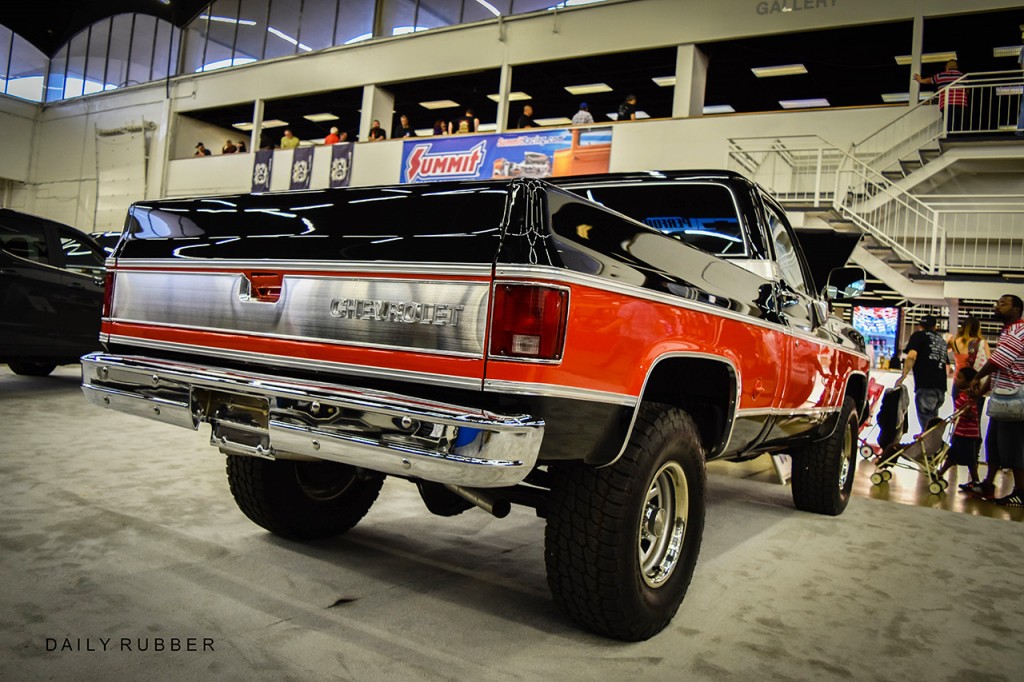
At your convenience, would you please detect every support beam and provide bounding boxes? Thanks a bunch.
[360,85,395,142]
[251,99,264,152]
[673,44,709,119]
[909,13,924,106]
[496,62,512,133]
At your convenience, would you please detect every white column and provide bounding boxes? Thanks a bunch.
[909,13,924,106]
[673,44,709,118]
[947,298,959,338]
[251,99,264,152]
[496,62,512,133]
[360,85,394,141]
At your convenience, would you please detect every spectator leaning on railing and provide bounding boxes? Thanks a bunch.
[914,59,967,133]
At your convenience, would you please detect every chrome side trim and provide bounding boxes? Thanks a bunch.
[734,408,775,417]
[483,379,638,406]
[81,353,543,488]
[602,352,741,468]
[115,259,494,277]
[107,334,483,391]
[111,271,490,357]
[111,318,482,359]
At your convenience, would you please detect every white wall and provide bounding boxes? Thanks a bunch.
[17,87,168,229]
[0,96,37,184]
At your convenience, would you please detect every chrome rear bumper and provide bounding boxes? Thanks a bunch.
[81,353,543,488]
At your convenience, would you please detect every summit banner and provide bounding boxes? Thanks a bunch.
[399,127,612,184]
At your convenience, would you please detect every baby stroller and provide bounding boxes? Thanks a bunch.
[870,404,970,494]
[859,383,909,461]
[857,378,889,459]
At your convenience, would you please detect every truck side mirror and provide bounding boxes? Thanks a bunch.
[823,266,866,300]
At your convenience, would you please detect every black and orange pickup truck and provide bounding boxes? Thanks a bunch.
[82,171,870,640]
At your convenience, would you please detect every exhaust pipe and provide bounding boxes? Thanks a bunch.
[444,485,511,518]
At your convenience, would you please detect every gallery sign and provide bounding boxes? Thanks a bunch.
[400,127,612,184]
[756,0,837,15]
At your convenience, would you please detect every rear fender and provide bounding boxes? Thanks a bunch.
[594,353,739,467]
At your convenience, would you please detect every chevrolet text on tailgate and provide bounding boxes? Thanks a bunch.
[82,172,870,640]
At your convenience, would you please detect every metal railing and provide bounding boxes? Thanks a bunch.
[727,135,843,207]
[927,196,1024,273]
[936,70,1024,138]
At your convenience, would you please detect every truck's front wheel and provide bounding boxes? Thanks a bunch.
[544,403,706,641]
[790,397,858,516]
[226,456,384,540]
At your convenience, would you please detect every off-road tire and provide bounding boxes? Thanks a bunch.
[791,397,858,516]
[8,360,57,376]
[545,403,706,641]
[226,456,384,540]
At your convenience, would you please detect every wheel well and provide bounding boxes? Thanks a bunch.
[845,373,868,425]
[640,357,735,458]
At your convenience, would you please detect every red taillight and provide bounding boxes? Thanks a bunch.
[102,271,116,318]
[489,284,568,361]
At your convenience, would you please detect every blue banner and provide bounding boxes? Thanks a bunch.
[289,146,314,190]
[329,142,354,188]
[400,127,612,184]
[251,150,273,193]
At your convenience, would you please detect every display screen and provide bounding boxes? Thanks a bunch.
[853,306,898,335]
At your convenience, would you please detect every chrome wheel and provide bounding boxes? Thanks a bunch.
[837,424,854,491]
[638,461,688,588]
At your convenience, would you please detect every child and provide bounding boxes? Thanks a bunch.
[936,367,982,487]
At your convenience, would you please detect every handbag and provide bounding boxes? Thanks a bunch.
[986,383,1024,421]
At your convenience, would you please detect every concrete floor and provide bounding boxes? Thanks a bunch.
[2,365,1023,681]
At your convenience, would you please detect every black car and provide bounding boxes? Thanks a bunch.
[0,209,107,376]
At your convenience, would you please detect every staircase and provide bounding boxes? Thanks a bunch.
[726,70,1024,304]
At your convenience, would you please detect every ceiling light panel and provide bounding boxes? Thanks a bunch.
[303,113,338,122]
[651,76,676,87]
[894,51,957,65]
[779,98,830,109]
[564,83,613,95]
[533,117,573,126]
[751,64,807,78]
[703,104,735,114]
[994,45,1024,58]
[419,100,461,109]
[486,92,531,102]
